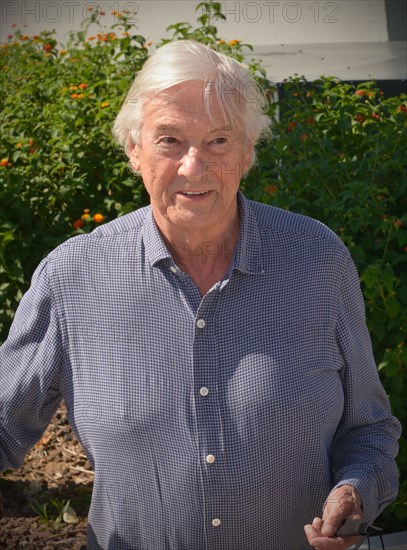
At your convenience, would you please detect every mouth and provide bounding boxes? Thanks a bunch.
[180,191,208,196]
[177,190,212,199]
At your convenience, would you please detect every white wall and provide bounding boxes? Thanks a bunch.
[0,1,389,46]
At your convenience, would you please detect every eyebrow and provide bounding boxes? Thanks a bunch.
[154,124,232,133]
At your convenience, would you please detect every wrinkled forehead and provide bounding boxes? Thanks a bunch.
[142,80,246,131]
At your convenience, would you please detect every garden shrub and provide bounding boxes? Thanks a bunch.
[0,0,406,531]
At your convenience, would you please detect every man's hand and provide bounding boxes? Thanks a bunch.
[304,485,363,549]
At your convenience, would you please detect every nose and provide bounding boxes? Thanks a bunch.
[178,146,204,180]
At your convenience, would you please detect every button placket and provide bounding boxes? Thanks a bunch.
[194,294,224,542]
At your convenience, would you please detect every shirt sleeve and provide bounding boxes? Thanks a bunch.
[0,257,63,471]
[331,252,402,523]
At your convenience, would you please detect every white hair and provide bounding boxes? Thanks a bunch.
[112,40,271,161]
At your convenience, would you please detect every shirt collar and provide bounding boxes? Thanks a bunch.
[231,192,264,276]
[142,207,173,267]
[142,192,264,275]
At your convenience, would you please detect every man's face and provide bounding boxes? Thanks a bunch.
[129,81,253,238]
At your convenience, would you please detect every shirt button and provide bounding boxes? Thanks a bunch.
[196,319,206,329]
[199,387,209,397]
[206,454,216,464]
[170,266,177,273]
[212,518,221,527]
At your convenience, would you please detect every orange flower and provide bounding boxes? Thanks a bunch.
[71,93,84,99]
[88,36,95,41]
[264,184,278,194]
[0,158,10,167]
[16,143,22,148]
[287,121,297,132]
[100,101,109,108]
[78,83,88,89]
[81,213,90,220]
[83,209,90,213]
[399,105,407,113]
[93,213,104,223]
[228,39,239,46]
[73,219,85,230]
[371,113,380,121]
[355,90,365,96]
[43,43,52,51]
[217,40,225,45]
[60,49,68,55]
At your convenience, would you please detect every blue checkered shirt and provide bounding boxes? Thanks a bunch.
[0,193,401,550]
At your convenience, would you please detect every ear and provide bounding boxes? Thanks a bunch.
[243,140,254,174]
[128,141,141,173]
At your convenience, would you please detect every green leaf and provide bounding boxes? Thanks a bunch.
[387,298,401,318]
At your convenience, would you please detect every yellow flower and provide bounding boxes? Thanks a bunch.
[81,213,90,220]
[93,213,104,223]
[60,49,68,55]
[101,101,109,108]
[228,39,240,46]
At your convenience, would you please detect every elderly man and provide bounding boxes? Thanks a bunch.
[0,40,401,550]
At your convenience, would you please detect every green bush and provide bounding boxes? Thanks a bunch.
[1,1,406,531]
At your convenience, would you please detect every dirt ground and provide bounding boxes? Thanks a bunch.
[0,402,92,549]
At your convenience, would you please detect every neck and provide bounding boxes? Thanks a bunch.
[158,211,241,295]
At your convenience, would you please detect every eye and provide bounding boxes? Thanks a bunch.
[159,137,178,145]
[211,137,227,145]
